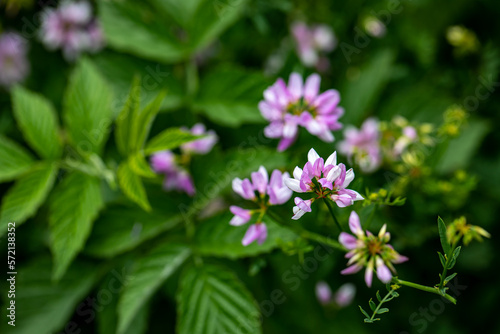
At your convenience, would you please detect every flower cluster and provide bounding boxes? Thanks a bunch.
[291,22,336,71]
[40,1,104,60]
[315,281,356,307]
[339,211,408,287]
[231,166,292,246]
[446,216,490,246]
[259,73,344,151]
[338,118,381,173]
[284,149,363,219]
[150,124,217,196]
[0,32,29,88]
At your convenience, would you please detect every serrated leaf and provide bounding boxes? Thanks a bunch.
[0,162,58,237]
[63,58,113,155]
[195,212,298,259]
[12,86,63,159]
[117,243,190,334]
[376,290,382,302]
[193,65,270,127]
[0,257,99,334]
[117,162,151,211]
[128,153,157,178]
[438,251,446,268]
[369,298,377,312]
[377,308,389,314]
[115,75,141,155]
[438,216,451,254]
[144,128,200,154]
[132,90,166,152]
[49,172,103,280]
[359,305,370,318]
[176,264,262,334]
[0,135,35,182]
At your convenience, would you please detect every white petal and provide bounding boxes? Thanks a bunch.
[325,151,337,166]
[293,166,303,180]
[258,166,269,184]
[342,169,355,188]
[284,178,303,192]
[292,207,306,220]
[307,148,320,164]
[326,165,341,183]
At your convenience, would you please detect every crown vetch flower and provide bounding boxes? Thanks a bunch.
[40,1,104,60]
[230,166,292,246]
[338,118,381,173]
[315,281,356,307]
[284,148,363,220]
[0,32,29,87]
[291,22,336,70]
[339,211,408,287]
[180,123,218,155]
[259,73,344,151]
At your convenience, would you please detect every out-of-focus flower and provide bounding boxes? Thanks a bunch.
[339,118,381,173]
[181,123,218,155]
[230,166,292,246]
[291,22,336,70]
[446,25,479,55]
[393,125,418,156]
[0,32,29,88]
[40,1,104,60]
[260,73,344,151]
[285,148,363,220]
[339,211,408,287]
[150,124,217,197]
[315,281,356,307]
[363,16,386,38]
[446,216,491,246]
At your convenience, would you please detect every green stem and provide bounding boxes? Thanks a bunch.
[392,278,457,304]
[438,241,458,292]
[370,287,396,321]
[322,197,344,231]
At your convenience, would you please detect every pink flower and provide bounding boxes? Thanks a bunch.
[339,211,408,287]
[151,150,176,173]
[242,223,268,246]
[285,149,363,219]
[291,22,336,70]
[180,123,218,155]
[338,118,381,173]
[0,33,29,87]
[260,73,344,151]
[163,168,196,196]
[334,283,356,307]
[40,1,104,60]
[230,166,292,246]
[315,281,332,305]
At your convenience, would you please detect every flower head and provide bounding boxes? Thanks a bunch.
[0,32,29,88]
[339,118,382,173]
[230,166,292,246]
[260,73,344,151]
[180,123,218,155]
[339,211,408,287]
[315,281,356,307]
[284,148,363,219]
[40,1,104,60]
[291,22,336,70]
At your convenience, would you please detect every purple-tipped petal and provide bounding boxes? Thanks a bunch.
[376,257,392,283]
[318,178,333,190]
[288,72,303,101]
[365,263,374,287]
[316,281,332,305]
[341,264,363,275]
[348,211,363,237]
[242,224,267,246]
[304,73,321,103]
[338,232,358,249]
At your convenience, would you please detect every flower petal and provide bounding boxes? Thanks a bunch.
[338,232,358,249]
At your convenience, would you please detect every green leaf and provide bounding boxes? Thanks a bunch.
[117,243,191,334]
[377,308,389,314]
[144,128,200,154]
[176,264,262,334]
[0,162,58,237]
[448,246,462,269]
[63,58,113,155]
[117,162,151,211]
[369,298,377,312]
[99,0,187,63]
[115,75,141,155]
[438,216,451,254]
[49,172,103,280]
[0,257,99,334]
[128,152,157,178]
[132,90,167,152]
[0,135,35,182]
[376,290,382,302]
[437,120,490,173]
[445,272,457,283]
[438,251,446,268]
[195,212,298,259]
[84,199,184,258]
[358,305,370,318]
[193,65,270,127]
[12,86,63,159]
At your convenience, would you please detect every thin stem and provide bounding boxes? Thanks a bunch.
[370,287,396,322]
[322,197,344,231]
[392,277,457,304]
[438,240,458,292]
